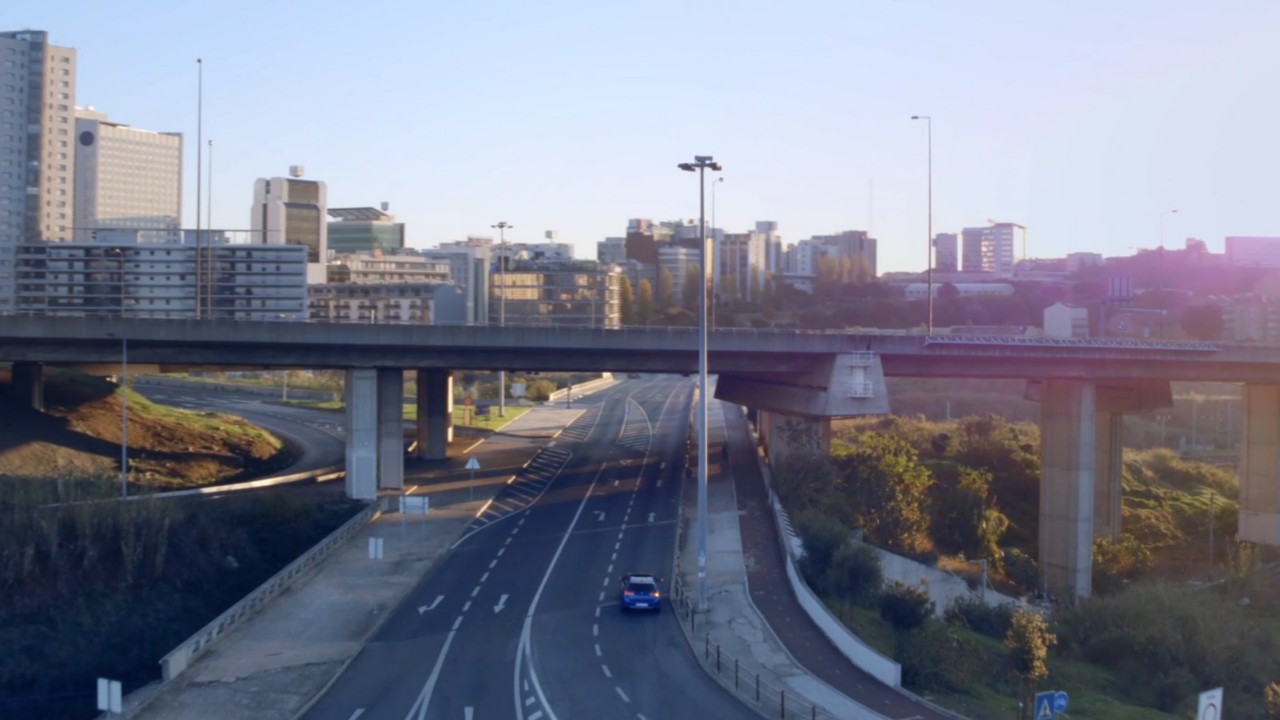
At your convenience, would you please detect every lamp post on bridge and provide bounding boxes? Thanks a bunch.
[910,114,933,334]
[678,154,722,613]
[491,221,513,417]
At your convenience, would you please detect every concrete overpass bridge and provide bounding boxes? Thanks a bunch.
[3,314,1279,600]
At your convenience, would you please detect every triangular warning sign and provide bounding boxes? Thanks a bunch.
[1035,694,1055,720]
[465,456,481,471]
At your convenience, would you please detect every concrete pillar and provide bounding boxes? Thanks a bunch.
[344,368,378,500]
[11,361,44,411]
[759,409,831,461]
[1038,379,1097,600]
[416,369,453,461]
[1093,411,1123,541]
[1239,384,1280,545]
[377,369,404,490]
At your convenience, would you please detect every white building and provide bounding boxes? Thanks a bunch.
[423,242,492,325]
[13,236,306,319]
[0,30,77,312]
[250,169,328,283]
[1043,302,1089,338]
[73,107,182,243]
[326,253,452,285]
[961,223,1017,277]
[309,282,466,325]
[597,236,626,265]
[658,245,698,301]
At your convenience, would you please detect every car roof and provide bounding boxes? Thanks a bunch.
[623,573,656,582]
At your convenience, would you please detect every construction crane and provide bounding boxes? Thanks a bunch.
[988,219,1029,261]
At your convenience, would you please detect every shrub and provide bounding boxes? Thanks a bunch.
[945,596,1014,639]
[899,620,1000,692]
[879,581,934,659]
[793,510,848,594]
[1002,547,1039,592]
[1092,534,1153,595]
[827,542,883,608]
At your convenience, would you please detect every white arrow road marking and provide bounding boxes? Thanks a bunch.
[418,595,443,614]
[494,593,509,614]
[465,708,473,720]
[647,513,655,523]
[594,510,605,521]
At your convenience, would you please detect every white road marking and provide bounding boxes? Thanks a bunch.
[593,623,599,637]
[465,708,473,720]
[614,542,621,550]
[498,547,506,555]
[616,687,630,703]
[481,572,489,583]
[403,628,458,719]
[505,537,513,546]
[490,559,498,569]
[529,712,543,720]
[611,552,617,561]
[494,594,509,613]
[471,586,480,598]
[524,696,536,706]
[598,590,604,602]
[601,664,612,678]
[647,512,655,523]
[595,643,602,656]
[452,616,462,631]
[607,563,613,573]
[463,601,471,612]
[594,510,605,521]
[418,595,443,614]
[348,711,365,720]
[602,577,609,587]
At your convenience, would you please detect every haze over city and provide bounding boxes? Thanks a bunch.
[12,0,1280,270]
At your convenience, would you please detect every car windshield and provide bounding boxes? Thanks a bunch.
[627,581,656,593]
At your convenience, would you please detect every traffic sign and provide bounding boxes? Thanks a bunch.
[1198,687,1223,720]
[465,456,480,471]
[1054,691,1069,714]
[463,395,474,406]
[1033,692,1055,720]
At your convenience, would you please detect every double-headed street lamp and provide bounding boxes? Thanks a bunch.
[678,154,721,612]
[911,115,933,333]
[492,221,513,417]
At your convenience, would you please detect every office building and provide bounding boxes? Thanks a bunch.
[491,259,622,328]
[933,233,958,272]
[309,282,466,325]
[13,235,306,319]
[0,30,77,312]
[250,168,327,282]
[423,242,492,325]
[73,107,182,243]
[326,206,405,255]
[326,253,451,285]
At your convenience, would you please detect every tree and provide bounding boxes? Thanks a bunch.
[618,276,635,325]
[1266,681,1280,719]
[1005,610,1057,720]
[931,466,1008,562]
[636,279,654,325]
[937,282,961,300]
[681,263,702,312]
[657,269,675,311]
[879,581,934,659]
[833,434,933,553]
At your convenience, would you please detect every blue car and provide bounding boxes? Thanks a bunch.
[619,573,662,612]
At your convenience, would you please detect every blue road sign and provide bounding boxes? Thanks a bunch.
[1034,692,1056,720]
[1054,691,1069,714]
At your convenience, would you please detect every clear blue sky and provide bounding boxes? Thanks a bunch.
[12,0,1280,271]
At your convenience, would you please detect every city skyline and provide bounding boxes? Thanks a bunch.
[12,1,1280,271]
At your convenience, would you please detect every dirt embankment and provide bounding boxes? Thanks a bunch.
[0,370,291,488]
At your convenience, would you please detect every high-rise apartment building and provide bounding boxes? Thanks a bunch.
[73,107,182,243]
[0,30,77,312]
[250,169,328,282]
[960,223,1016,276]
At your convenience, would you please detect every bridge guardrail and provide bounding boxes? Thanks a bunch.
[158,502,379,681]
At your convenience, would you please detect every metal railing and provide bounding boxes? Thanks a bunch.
[670,577,843,720]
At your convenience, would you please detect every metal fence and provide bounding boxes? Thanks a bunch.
[670,577,844,720]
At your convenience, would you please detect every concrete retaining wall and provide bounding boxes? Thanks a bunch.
[159,503,378,681]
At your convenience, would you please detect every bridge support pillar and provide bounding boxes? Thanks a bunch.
[344,369,378,500]
[757,410,830,461]
[1038,379,1098,600]
[416,369,453,461]
[11,361,44,411]
[377,369,404,490]
[1239,385,1280,545]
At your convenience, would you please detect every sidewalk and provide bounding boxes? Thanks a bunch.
[126,408,578,720]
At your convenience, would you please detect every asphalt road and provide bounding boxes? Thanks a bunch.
[133,379,346,476]
[303,376,751,720]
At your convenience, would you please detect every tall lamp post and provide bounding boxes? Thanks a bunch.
[206,138,213,319]
[911,115,933,333]
[195,58,204,320]
[107,331,129,498]
[678,154,722,612]
[711,176,724,327]
[491,221,513,417]
[1157,209,1177,339]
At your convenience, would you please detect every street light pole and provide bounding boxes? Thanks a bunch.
[206,138,213,319]
[679,155,722,613]
[1158,209,1177,339]
[491,221,513,417]
[195,58,203,320]
[911,115,933,333]
[711,176,723,327]
[121,335,128,498]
